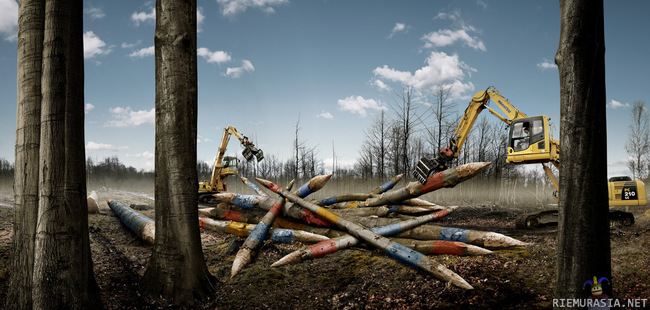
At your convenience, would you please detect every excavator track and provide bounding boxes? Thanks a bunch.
[515,210,559,229]
[515,209,635,229]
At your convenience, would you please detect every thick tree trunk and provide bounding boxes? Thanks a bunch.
[9,1,100,309]
[6,1,45,309]
[554,0,611,307]
[141,0,216,304]
[15,0,101,308]
[64,0,103,307]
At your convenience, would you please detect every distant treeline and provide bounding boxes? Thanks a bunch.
[86,156,154,180]
[0,158,13,179]
[0,154,559,207]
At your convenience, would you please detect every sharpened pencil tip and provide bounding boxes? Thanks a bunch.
[271,250,303,267]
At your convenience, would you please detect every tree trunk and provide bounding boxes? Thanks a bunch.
[6,1,45,308]
[555,0,611,307]
[30,0,102,308]
[141,0,216,304]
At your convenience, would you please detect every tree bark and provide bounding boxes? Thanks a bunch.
[141,0,216,304]
[6,1,45,308]
[30,0,102,308]
[555,0,611,307]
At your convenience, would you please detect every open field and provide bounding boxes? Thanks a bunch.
[0,182,648,309]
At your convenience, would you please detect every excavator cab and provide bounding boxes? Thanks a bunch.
[221,156,239,175]
[506,115,559,165]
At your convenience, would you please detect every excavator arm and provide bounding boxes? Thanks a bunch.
[414,86,527,184]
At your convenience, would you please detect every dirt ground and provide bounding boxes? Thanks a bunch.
[0,188,649,309]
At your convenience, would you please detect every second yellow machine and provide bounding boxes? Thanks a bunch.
[198,125,264,201]
[414,86,646,227]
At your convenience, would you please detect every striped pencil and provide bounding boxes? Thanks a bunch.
[107,199,155,245]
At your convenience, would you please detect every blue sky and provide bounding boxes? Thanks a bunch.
[0,0,648,178]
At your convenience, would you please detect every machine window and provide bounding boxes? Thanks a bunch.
[511,121,530,151]
[512,123,525,138]
[532,119,543,135]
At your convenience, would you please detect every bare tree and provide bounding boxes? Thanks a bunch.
[355,138,375,180]
[474,115,493,163]
[431,84,455,152]
[141,0,215,304]
[555,0,611,306]
[363,110,388,179]
[388,121,402,176]
[625,100,650,180]
[390,87,418,176]
[293,115,305,180]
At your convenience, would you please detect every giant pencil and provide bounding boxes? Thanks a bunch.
[369,173,404,195]
[107,199,155,245]
[240,176,269,197]
[388,238,493,256]
[256,174,482,290]
[198,217,326,243]
[231,180,294,278]
[349,216,527,249]
[272,206,458,267]
[318,173,403,207]
[364,162,491,207]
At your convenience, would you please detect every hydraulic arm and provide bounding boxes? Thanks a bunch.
[414,86,528,184]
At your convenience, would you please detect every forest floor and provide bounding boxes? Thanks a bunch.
[0,187,649,309]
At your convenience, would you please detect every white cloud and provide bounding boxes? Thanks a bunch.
[83,31,111,59]
[422,27,485,51]
[374,51,474,92]
[84,7,105,19]
[197,135,213,143]
[337,96,386,117]
[217,0,288,16]
[434,10,462,21]
[197,7,205,32]
[317,110,333,119]
[388,22,408,38]
[607,100,630,109]
[84,103,95,114]
[0,0,17,41]
[129,46,154,58]
[121,41,141,49]
[537,58,558,71]
[85,141,129,152]
[126,151,154,159]
[197,47,231,64]
[225,59,254,78]
[132,7,155,26]
[427,10,485,51]
[373,79,390,92]
[104,107,155,127]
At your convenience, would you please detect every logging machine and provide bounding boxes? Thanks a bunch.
[414,86,646,228]
[198,125,264,201]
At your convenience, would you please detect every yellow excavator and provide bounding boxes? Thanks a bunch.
[198,125,264,201]
[414,86,646,228]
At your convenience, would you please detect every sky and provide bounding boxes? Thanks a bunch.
[0,0,649,178]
